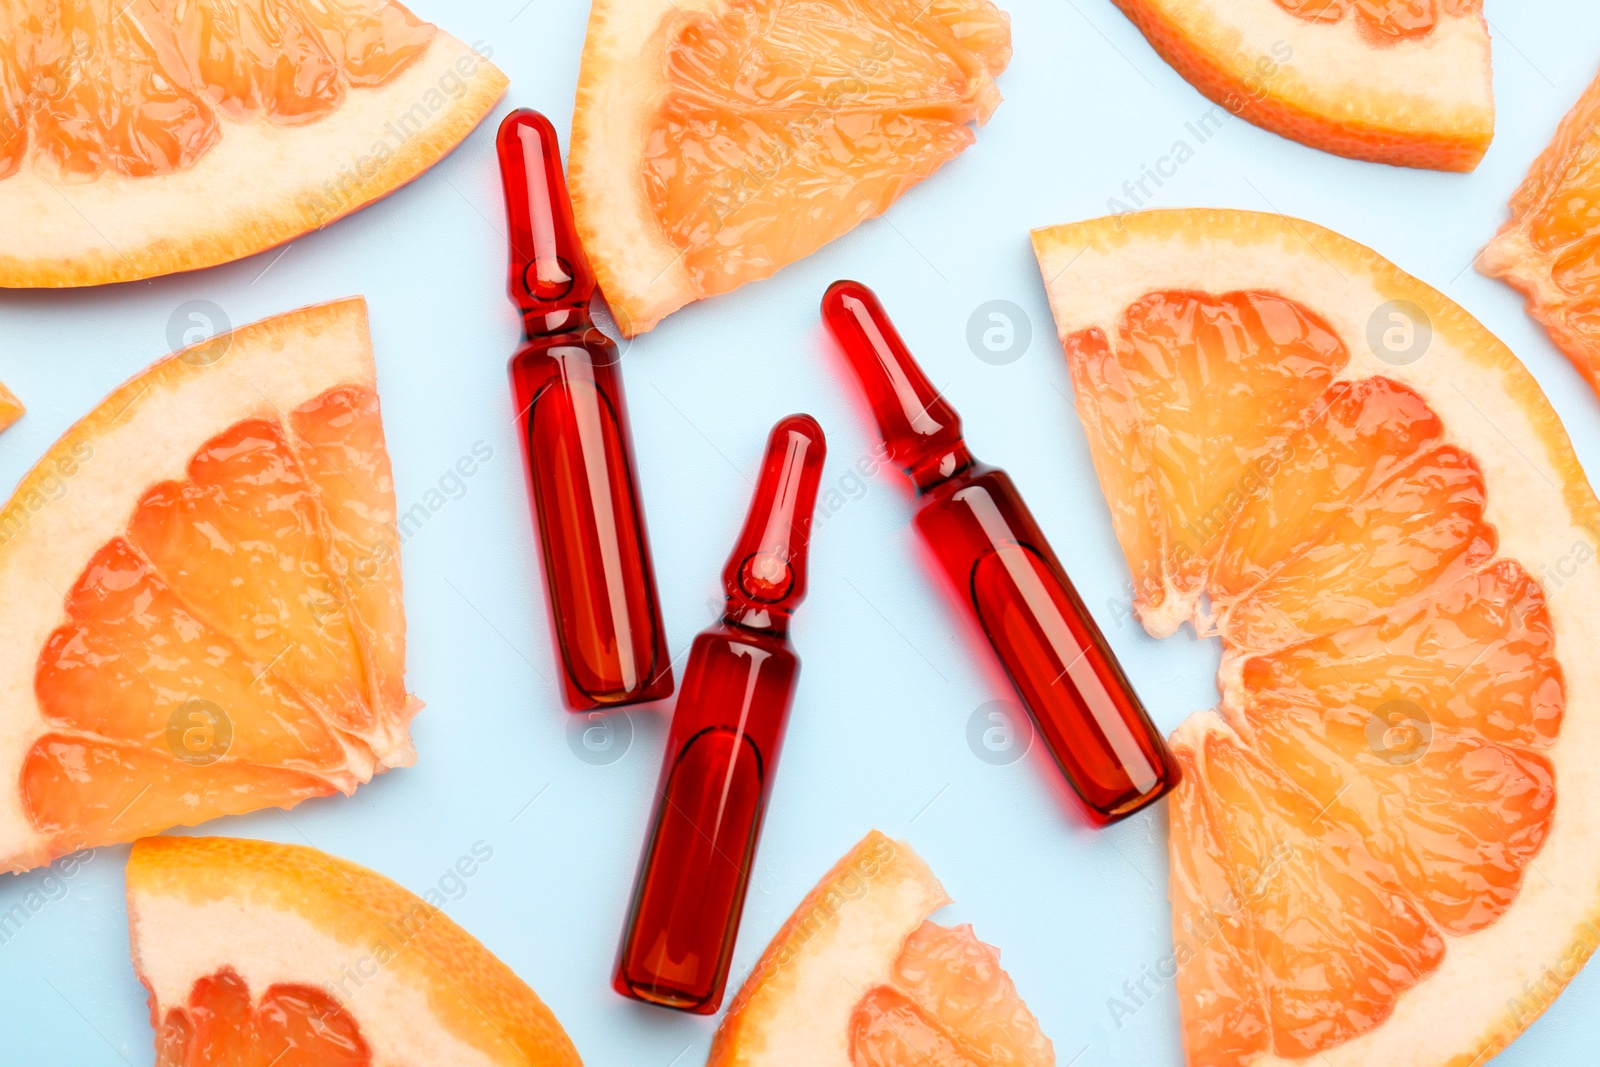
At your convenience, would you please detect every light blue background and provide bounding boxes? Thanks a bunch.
[2,2,1599,1064]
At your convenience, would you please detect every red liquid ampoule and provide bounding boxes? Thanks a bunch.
[497,109,673,709]
[614,414,826,1014]
[820,280,1179,826]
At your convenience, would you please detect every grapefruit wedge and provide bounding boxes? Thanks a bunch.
[1480,66,1600,396]
[708,830,1055,1067]
[0,298,416,874]
[0,381,21,433]
[569,0,1011,336]
[127,835,584,1066]
[1032,209,1600,1065]
[1108,0,1492,170]
[0,0,507,287]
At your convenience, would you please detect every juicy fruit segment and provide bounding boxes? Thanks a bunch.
[1062,290,1346,634]
[643,0,1009,300]
[849,922,1054,1067]
[1481,68,1600,394]
[1274,0,1480,40]
[23,383,406,855]
[3,0,435,182]
[1238,560,1563,752]
[1062,288,1562,1060]
[126,417,375,737]
[1172,726,1446,1059]
[289,387,409,748]
[153,967,372,1067]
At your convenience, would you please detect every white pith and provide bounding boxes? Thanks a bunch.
[0,299,393,873]
[1131,0,1491,131]
[1033,211,1600,1066]
[0,32,506,286]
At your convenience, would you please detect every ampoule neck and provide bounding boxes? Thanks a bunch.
[720,600,791,639]
[521,304,596,341]
[907,443,977,493]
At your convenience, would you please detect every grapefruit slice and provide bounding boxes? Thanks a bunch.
[0,298,416,874]
[127,835,584,1066]
[568,0,1011,336]
[0,0,507,287]
[0,380,21,433]
[1480,66,1600,395]
[1032,209,1600,1065]
[707,830,1055,1067]
[1107,0,1492,171]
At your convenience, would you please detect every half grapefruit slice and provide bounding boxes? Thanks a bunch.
[0,298,416,874]
[1033,209,1600,1065]
[127,835,584,1066]
[569,0,1011,336]
[0,0,507,287]
[708,830,1055,1067]
[1480,65,1600,395]
[1108,0,1492,170]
